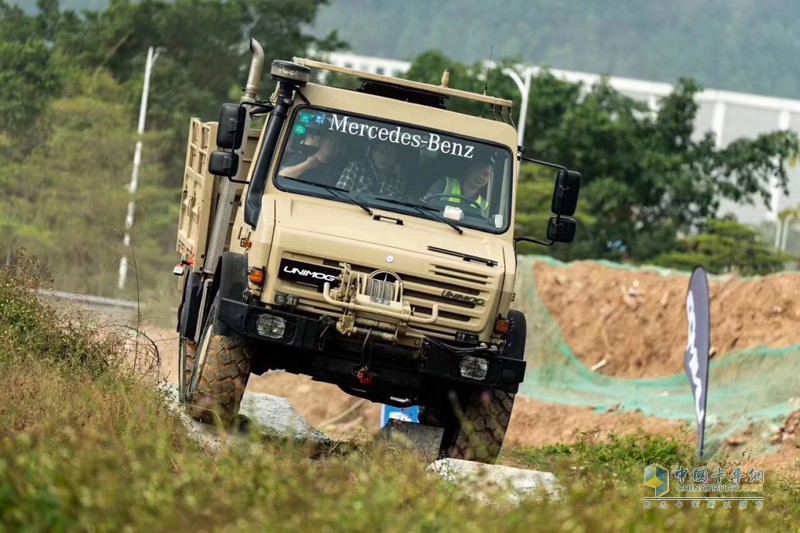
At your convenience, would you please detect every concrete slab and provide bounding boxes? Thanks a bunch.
[160,383,331,452]
[239,392,331,445]
[429,458,563,505]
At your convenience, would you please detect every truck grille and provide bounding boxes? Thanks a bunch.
[305,258,498,336]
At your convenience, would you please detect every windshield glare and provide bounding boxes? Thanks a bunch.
[275,108,512,233]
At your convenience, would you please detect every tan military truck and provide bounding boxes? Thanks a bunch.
[175,39,580,463]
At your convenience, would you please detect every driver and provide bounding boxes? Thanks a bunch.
[423,151,494,213]
[279,125,345,184]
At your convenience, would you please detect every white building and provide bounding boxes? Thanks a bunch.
[323,51,800,248]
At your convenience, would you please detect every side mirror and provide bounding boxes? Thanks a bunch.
[209,151,239,177]
[551,170,581,216]
[216,103,246,150]
[546,216,577,243]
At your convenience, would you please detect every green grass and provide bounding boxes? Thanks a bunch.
[1,263,800,532]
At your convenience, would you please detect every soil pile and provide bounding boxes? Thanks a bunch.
[534,261,800,378]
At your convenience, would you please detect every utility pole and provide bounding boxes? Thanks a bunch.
[502,66,534,148]
[118,46,161,290]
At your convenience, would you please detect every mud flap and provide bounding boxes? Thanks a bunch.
[178,272,203,339]
[213,252,249,337]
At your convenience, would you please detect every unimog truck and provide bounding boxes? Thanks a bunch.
[175,39,581,463]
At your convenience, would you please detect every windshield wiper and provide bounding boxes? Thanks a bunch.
[374,197,463,235]
[280,176,372,215]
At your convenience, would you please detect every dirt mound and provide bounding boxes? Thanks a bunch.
[534,261,800,378]
[773,410,800,446]
[506,396,687,448]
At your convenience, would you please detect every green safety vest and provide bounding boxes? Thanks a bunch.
[443,177,488,211]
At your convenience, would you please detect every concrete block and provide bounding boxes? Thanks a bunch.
[429,458,563,505]
[160,383,331,452]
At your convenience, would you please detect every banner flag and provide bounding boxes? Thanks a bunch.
[685,266,711,459]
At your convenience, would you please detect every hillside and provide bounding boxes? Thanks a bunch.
[312,0,800,99]
[8,260,800,529]
[11,0,800,98]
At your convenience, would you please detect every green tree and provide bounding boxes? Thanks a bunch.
[404,50,521,118]
[402,53,800,264]
[0,1,62,146]
[654,219,792,275]
[528,77,798,262]
[0,71,136,294]
[49,0,344,175]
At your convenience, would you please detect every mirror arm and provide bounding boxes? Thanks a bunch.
[223,151,248,184]
[211,149,249,184]
[250,102,275,113]
[519,154,567,174]
[514,236,554,248]
[514,210,561,248]
[225,174,249,185]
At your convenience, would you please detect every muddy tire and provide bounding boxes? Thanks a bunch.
[187,334,252,426]
[185,300,252,427]
[178,338,197,403]
[443,388,515,464]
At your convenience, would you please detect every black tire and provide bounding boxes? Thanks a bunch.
[186,301,252,427]
[178,338,197,403]
[437,310,526,464]
[441,388,515,464]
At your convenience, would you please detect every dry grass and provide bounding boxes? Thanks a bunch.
[1,263,800,531]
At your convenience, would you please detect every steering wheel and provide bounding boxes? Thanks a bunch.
[421,193,484,212]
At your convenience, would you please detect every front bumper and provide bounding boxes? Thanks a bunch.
[217,297,526,395]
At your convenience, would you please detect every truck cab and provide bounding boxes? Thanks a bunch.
[175,40,580,463]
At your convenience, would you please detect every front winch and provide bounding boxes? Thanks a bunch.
[322,263,439,337]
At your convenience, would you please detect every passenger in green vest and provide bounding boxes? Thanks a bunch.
[423,154,494,214]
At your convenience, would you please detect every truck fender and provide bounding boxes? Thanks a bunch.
[211,252,249,337]
[178,271,203,340]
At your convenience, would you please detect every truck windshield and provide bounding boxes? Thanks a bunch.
[274,107,513,233]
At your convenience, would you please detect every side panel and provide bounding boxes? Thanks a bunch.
[176,118,261,272]
[176,119,219,272]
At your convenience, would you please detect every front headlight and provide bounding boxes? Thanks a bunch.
[256,314,286,339]
[459,356,489,380]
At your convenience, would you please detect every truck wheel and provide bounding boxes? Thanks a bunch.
[186,302,252,427]
[178,338,197,403]
[442,388,515,464]
[438,309,526,463]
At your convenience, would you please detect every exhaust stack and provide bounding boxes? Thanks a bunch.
[242,38,264,103]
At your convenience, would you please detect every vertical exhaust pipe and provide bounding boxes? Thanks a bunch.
[242,38,264,103]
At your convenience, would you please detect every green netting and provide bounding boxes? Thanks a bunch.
[515,255,800,454]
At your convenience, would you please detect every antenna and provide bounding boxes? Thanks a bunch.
[483,44,494,95]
